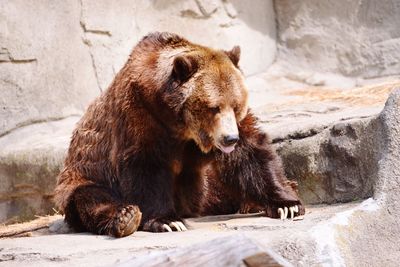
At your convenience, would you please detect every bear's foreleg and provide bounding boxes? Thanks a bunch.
[65,184,142,237]
[214,112,305,219]
[123,166,188,232]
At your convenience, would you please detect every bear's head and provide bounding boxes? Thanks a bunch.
[168,44,248,154]
[132,33,249,154]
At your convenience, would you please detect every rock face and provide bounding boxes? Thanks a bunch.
[0,0,276,136]
[335,88,400,266]
[275,0,400,78]
[275,118,380,204]
[0,117,79,223]
[252,77,400,205]
[0,1,99,137]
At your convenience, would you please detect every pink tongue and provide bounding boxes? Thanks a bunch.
[220,145,235,154]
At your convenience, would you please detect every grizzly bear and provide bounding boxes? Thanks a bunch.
[54,32,305,237]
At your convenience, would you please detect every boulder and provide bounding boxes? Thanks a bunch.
[334,88,400,266]
[253,76,399,205]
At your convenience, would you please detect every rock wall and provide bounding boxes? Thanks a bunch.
[1,0,400,223]
[275,118,380,205]
[0,0,276,136]
[275,0,400,78]
[0,1,99,137]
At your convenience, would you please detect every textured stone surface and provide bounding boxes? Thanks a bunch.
[0,1,99,136]
[274,0,400,78]
[0,203,360,267]
[335,88,400,266]
[253,77,400,204]
[275,118,379,204]
[0,117,79,223]
[0,0,276,136]
[78,0,276,89]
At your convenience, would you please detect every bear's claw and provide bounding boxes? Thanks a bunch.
[162,221,187,232]
[277,205,300,220]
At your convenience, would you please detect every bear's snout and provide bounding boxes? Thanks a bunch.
[217,134,239,154]
[213,109,239,154]
[222,134,239,146]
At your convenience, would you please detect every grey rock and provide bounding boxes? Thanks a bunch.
[0,0,276,136]
[275,0,400,78]
[254,77,399,205]
[274,117,380,205]
[0,117,79,223]
[335,88,400,266]
[0,1,99,137]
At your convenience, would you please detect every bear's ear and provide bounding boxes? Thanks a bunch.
[225,45,241,67]
[172,55,198,82]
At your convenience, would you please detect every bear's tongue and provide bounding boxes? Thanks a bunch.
[219,144,236,154]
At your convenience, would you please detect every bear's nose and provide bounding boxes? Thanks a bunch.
[222,134,239,146]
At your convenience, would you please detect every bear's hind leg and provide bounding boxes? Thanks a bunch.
[65,184,142,237]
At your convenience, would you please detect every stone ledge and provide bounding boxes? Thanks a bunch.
[0,116,79,223]
[0,202,362,266]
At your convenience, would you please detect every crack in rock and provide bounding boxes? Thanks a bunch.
[79,21,112,37]
[222,0,237,18]
[181,0,218,19]
[270,114,377,144]
[0,48,37,64]
[194,0,218,17]
[272,127,328,144]
[0,115,80,139]
[78,0,103,93]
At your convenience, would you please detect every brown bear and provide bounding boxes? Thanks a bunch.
[54,32,305,237]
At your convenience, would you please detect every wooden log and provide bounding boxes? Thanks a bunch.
[0,215,62,238]
[243,252,283,267]
[116,235,291,267]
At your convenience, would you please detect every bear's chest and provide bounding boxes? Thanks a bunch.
[171,159,183,177]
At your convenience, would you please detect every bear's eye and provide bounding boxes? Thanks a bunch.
[209,106,220,115]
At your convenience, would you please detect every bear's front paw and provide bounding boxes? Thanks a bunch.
[113,205,142,237]
[265,203,305,220]
[142,218,187,233]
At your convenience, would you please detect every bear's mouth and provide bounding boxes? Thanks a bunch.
[217,144,236,154]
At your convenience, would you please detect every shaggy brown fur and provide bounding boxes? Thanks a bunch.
[54,32,305,237]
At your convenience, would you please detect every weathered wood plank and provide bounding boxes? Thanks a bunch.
[116,235,291,267]
[0,215,62,238]
[243,252,283,267]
